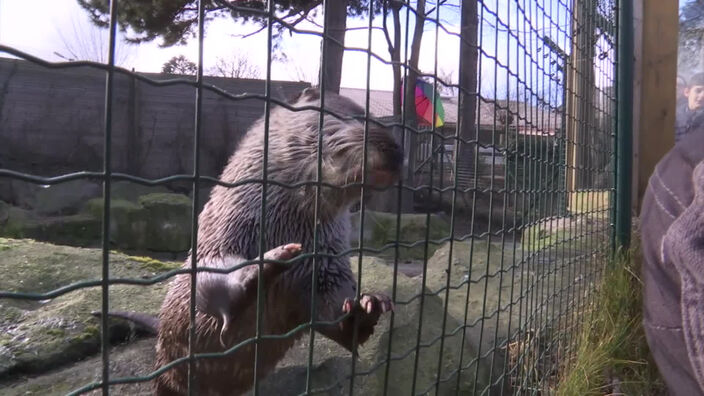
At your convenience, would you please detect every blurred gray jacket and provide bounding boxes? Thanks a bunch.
[640,131,704,395]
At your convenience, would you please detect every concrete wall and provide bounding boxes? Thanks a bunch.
[0,57,309,203]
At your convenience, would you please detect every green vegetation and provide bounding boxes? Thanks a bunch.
[350,210,451,260]
[0,238,179,379]
[123,254,182,272]
[568,191,610,215]
[556,247,665,395]
[521,216,607,253]
[0,237,15,251]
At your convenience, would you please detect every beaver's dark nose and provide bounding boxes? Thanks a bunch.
[369,129,404,174]
[384,140,404,173]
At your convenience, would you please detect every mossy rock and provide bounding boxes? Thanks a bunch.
[83,198,143,220]
[81,193,192,252]
[110,181,171,203]
[1,190,193,252]
[1,248,499,395]
[0,238,179,381]
[0,200,10,224]
[33,214,101,247]
[137,193,193,252]
[138,192,192,208]
[350,210,451,260]
[423,239,578,392]
[2,338,158,395]
[249,256,496,395]
[32,180,102,215]
[0,204,40,238]
[424,241,518,381]
[0,204,101,247]
[83,198,148,249]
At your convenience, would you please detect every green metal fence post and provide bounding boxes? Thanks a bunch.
[615,0,633,250]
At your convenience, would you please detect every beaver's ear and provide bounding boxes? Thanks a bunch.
[288,87,320,106]
[302,86,321,101]
[288,89,304,104]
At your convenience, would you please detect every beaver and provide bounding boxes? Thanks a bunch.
[103,87,403,395]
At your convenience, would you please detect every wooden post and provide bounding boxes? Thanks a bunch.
[566,0,596,207]
[632,0,678,212]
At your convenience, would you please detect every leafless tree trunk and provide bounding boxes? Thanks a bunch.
[378,0,424,211]
[456,0,479,189]
[385,1,402,116]
[403,0,426,123]
[320,0,348,93]
[402,0,426,186]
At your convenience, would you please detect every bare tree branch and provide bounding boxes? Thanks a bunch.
[55,15,135,66]
[425,0,449,17]
[207,54,261,78]
[236,23,268,39]
[235,2,320,39]
[346,26,386,32]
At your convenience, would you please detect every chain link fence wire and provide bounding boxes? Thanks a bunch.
[0,0,621,394]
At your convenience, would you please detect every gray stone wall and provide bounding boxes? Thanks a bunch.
[0,57,309,204]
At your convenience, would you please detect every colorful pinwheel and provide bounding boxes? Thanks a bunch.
[413,78,445,128]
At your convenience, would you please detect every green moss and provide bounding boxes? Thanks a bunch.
[0,206,40,238]
[83,198,142,220]
[521,216,608,253]
[82,325,100,338]
[137,193,192,252]
[351,211,451,260]
[2,192,193,252]
[0,238,174,378]
[83,198,151,250]
[111,181,170,202]
[39,214,101,247]
[73,325,100,342]
[124,254,182,272]
[45,328,66,337]
[1,304,24,323]
[138,192,192,208]
[0,203,100,247]
[0,237,16,251]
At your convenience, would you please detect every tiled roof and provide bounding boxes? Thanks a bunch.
[340,87,560,134]
[339,87,396,119]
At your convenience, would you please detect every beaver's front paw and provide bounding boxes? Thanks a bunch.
[340,293,393,346]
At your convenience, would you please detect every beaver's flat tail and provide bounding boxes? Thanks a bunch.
[91,310,159,335]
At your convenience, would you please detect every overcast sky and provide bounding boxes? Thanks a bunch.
[0,0,470,91]
[0,0,582,96]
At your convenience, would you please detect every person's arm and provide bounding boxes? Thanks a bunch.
[663,160,704,391]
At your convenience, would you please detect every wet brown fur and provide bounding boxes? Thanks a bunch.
[152,88,402,395]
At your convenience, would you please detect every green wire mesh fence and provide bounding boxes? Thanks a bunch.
[0,0,621,394]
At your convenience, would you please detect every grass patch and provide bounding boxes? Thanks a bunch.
[555,247,665,395]
[521,216,607,253]
[522,225,573,252]
[0,237,16,251]
[122,254,182,272]
[568,191,610,215]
